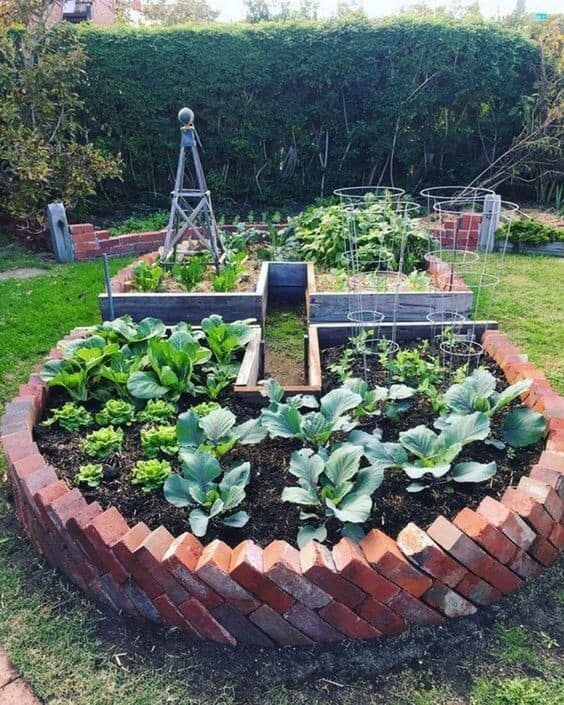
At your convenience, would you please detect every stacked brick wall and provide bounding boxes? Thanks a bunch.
[2,328,563,646]
[431,213,482,251]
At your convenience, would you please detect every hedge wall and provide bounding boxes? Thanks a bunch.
[79,20,539,207]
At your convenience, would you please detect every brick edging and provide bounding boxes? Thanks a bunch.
[2,328,563,646]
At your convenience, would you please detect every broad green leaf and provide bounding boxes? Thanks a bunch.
[261,404,302,438]
[352,466,384,495]
[219,462,251,493]
[260,377,285,403]
[288,449,324,486]
[179,450,222,487]
[443,381,478,414]
[163,474,193,507]
[282,486,320,506]
[127,371,168,399]
[324,444,363,486]
[327,492,371,523]
[209,497,225,517]
[233,418,268,444]
[492,379,532,414]
[199,408,236,444]
[502,408,546,447]
[440,412,490,447]
[301,412,332,444]
[407,481,427,492]
[388,384,415,400]
[189,508,210,537]
[320,387,362,422]
[341,523,365,542]
[177,410,205,447]
[402,462,451,479]
[399,425,439,459]
[452,461,497,483]
[470,368,497,399]
[222,510,249,528]
[297,523,327,548]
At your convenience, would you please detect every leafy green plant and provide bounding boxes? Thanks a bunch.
[137,399,177,424]
[344,378,415,421]
[350,412,496,492]
[95,399,136,427]
[196,366,234,400]
[141,425,178,458]
[82,426,124,459]
[177,407,266,458]
[260,384,361,448]
[108,211,168,237]
[501,408,547,448]
[327,347,356,382]
[174,254,209,291]
[40,336,120,402]
[200,315,256,364]
[282,443,384,547]
[381,343,446,412]
[407,269,431,291]
[497,218,563,250]
[190,401,220,417]
[127,329,211,401]
[131,261,165,292]
[75,463,104,488]
[95,316,166,350]
[211,252,248,292]
[164,450,250,536]
[131,459,172,493]
[42,402,93,432]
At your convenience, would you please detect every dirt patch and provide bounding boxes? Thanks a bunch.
[0,267,49,281]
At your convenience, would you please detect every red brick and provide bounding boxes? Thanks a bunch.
[134,527,190,604]
[20,466,59,504]
[422,583,477,618]
[178,597,236,645]
[122,580,162,623]
[397,522,467,587]
[332,538,400,603]
[355,596,406,634]
[528,465,564,498]
[501,488,554,537]
[453,508,518,564]
[517,477,562,522]
[548,522,564,550]
[427,517,493,576]
[284,602,345,642]
[33,480,69,521]
[11,454,47,482]
[528,536,559,567]
[229,540,294,614]
[196,540,260,614]
[454,572,502,606]
[300,541,365,608]
[360,529,432,597]
[477,497,536,550]
[319,601,382,639]
[113,523,164,599]
[388,590,444,625]
[249,604,313,646]
[45,488,87,533]
[153,594,200,638]
[212,603,274,647]
[539,451,564,473]
[163,533,223,609]
[508,550,543,579]
[263,541,331,609]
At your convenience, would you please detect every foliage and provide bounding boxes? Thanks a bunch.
[344,377,415,422]
[381,342,446,412]
[75,463,104,488]
[131,261,165,292]
[282,443,384,547]
[42,402,93,432]
[108,210,168,236]
[177,407,266,457]
[190,401,220,417]
[350,412,496,492]
[140,425,178,458]
[136,398,177,424]
[95,399,136,427]
[285,200,433,272]
[497,219,564,250]
[211,252,248,292]
[82,426,124,459]
[174,254,209,291]
[95,316,166,350]
[501,408,546,448]
[260,382,360,448]
[328,347,355,382]
[200,314,255,364]
[164,449,250,537]
[131,458,172,492]
[76,21,538,207]
[0,22,121,221]
[142,0,218,25]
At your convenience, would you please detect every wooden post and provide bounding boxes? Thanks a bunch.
[47,202,75,262]
[478,194,501,252]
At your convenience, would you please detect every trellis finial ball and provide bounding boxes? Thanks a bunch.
[178,107,194,126]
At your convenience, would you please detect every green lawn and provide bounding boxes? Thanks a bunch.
[0,240,562,705]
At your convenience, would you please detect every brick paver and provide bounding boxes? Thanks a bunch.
[0,648,40,705]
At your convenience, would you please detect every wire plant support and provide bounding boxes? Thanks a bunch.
[162,107,224,268]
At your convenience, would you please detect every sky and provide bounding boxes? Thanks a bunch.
[210,0,562,21]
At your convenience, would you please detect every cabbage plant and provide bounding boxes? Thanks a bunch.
[281,443,384,547]
[344,377,414,421]
[177,407,266,458]
[164,450,250,537]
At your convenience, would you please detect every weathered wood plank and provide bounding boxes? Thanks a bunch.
[309,291,473,322]
[313,320,499,348]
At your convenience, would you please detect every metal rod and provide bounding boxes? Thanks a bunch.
[102,254,115,321]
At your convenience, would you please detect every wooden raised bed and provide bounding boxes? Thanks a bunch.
[307,259,473,323]
[234,325,322,403]
[99,253,269,325]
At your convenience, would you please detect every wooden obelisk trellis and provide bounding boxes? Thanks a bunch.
[162,107,223,266]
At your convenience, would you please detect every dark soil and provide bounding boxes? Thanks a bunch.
[35,342,544,547]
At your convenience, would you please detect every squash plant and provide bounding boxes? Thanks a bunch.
[164,450,251,537]
[282,443,384,547]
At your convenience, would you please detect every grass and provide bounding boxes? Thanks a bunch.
[0,240,562,704]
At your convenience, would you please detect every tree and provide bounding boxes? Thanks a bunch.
[244,0,271,21]
[0,1,122,222]
[335,1,366,18]
[244,0,318,22]
[142,0,218,25]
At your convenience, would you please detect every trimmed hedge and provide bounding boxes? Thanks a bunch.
[79,19,539,206]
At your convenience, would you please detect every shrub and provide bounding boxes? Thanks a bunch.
[497,218,564,250]
[108,210,168,236]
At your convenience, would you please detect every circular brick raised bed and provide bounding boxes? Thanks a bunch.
[2,328,563,647]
